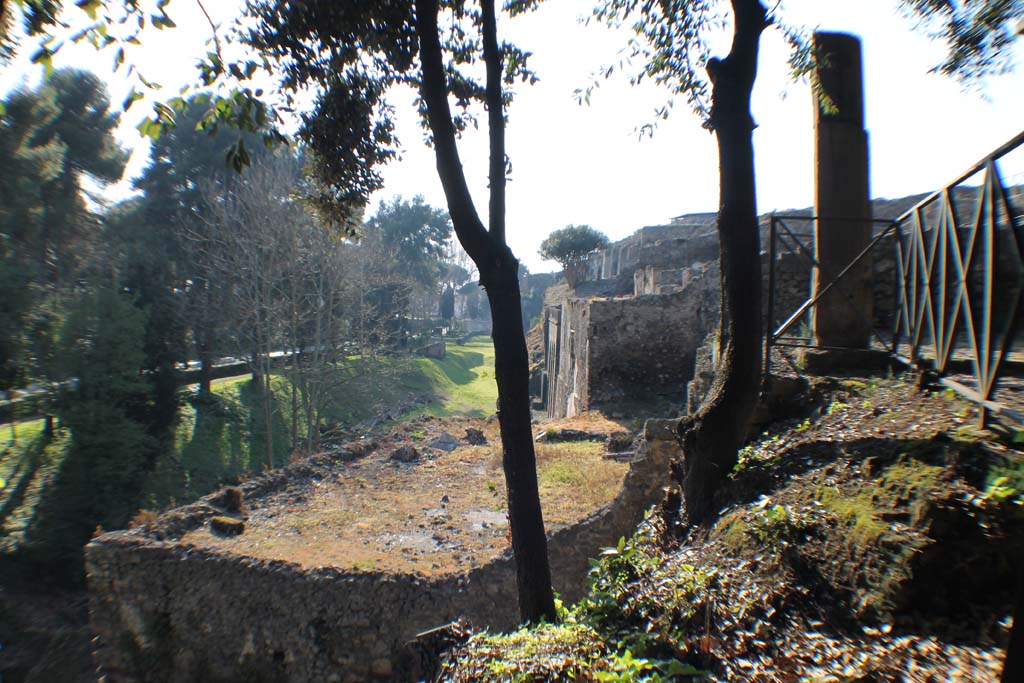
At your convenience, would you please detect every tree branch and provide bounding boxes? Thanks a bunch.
[414,0,491,263]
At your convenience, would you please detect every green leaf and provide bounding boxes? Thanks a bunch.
[137,118,162,141]
[75,0,101,20]
[122,89,144,111]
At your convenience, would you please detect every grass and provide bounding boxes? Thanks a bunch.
[0,419,72,553]
[182,421,630,573]
[4,338,501,547]
[403,338,497,418]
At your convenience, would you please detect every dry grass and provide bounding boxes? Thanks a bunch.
[180,416,629,575]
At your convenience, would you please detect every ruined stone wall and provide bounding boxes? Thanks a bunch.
[586,275,719,412]
[544,298,591,418]
[87,439,674,683]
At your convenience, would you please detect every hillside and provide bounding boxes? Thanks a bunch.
[436,376,1022,682]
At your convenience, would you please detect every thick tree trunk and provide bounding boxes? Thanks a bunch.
[677,0,768,525]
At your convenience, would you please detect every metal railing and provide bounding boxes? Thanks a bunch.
[764,129,1024,425]
[764,214,899,358]
[892,130,1024,424]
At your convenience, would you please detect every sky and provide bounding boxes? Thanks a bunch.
[2,1,1023,272]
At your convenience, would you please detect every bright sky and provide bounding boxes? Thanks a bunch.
[2,1,1023,272]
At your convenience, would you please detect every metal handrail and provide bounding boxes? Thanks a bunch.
[764,130,1024,426]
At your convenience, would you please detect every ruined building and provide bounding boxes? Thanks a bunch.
[536,215,814,418]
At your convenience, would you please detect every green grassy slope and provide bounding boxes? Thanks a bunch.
[0,337,498,549]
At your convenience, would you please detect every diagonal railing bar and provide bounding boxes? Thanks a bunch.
[772,221,898,341]
[891,221,907,345]
[905,210,922,352]
[766,130,1024,430]
[776,219,819,267]
[895,223,913,348]
[954,177,987,387]
[987,163,1024,403]
[891,130,1024,425]
[932,200,950,367]
[979,166,996,395]
[912,205,941,355]
[938,189,965,373]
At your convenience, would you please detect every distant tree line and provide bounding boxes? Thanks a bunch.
[0,72,476,576]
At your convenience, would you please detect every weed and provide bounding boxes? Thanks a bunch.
[816,458,943,546]
[749,504,808,547]
[982,476,1021,505]
[794,418,813,434]
[827,401,848,416]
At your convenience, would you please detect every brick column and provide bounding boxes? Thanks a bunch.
[812,32,873,349]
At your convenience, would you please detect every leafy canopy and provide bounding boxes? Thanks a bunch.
[900,0,1024,81]
[539,225,610,265]
[539,224,609,288]
[364,194,453,288]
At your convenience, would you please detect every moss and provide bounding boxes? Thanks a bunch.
[816,456,944,546]
[711,510,751,553]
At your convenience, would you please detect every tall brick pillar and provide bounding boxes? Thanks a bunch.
[812,32,873,349]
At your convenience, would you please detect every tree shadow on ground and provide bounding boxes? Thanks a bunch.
[436,350,485,385]
[149,383,292,508]
[0,433,51,531]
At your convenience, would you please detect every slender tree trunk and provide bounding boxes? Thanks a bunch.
[485,253,557,622]
[263,351,274,469]
[198,341,213,397]
[676,0,768,526]
[415,0,557,623]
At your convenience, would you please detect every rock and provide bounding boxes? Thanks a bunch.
[371,658,393,677]
[390,445,420,463]
[463,428,487,445]
[428,432,460,452]
[210,516,244,536]
[607,431,635,453]
[537,428,598,443]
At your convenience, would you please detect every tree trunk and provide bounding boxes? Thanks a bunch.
[198,344,213,397]
[414,0,557,623]
[677,0,768,526]
[485,249,558,623]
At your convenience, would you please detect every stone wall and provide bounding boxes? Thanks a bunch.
[86,437,676,683]
[543,266,720,418]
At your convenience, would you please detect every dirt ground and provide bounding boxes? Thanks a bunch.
[181,413,635,575]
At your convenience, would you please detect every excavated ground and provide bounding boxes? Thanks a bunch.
[438,375,1023,683]
[179,412,636,575]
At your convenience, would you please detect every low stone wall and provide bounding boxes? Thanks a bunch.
[86,435,675,683]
